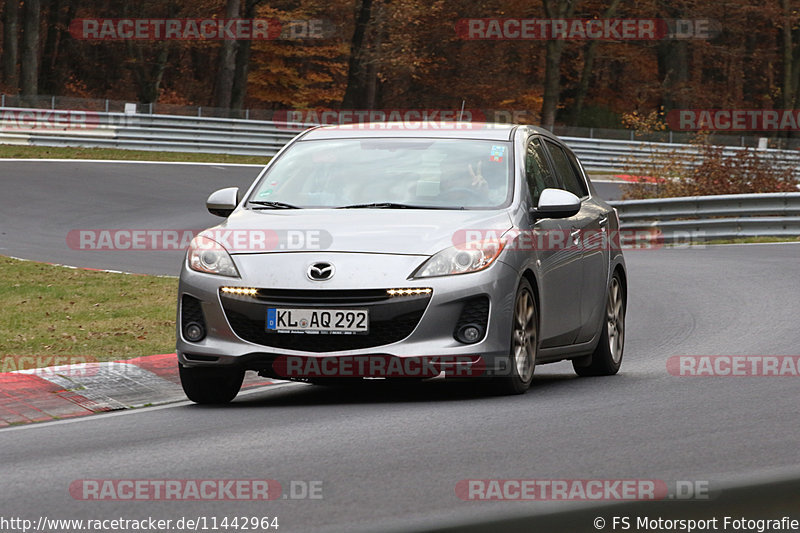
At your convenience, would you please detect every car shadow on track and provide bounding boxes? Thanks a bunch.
[199,373,585,408]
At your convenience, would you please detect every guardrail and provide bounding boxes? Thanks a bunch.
[609,192,800,243]
[8,93,800,149]
[2,107,798,243]
[563,136,800,175]
[4,106,800,175]
[0,108,299,157]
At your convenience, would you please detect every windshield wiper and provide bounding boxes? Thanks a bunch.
[249,201,301,209]
[335,202,449,209]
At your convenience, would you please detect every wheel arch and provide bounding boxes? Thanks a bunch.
[612,262,627,311]
[521,268,540,326]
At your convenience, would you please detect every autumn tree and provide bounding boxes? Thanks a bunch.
[341,0,373,108]
[568,0,622,125]
[540,0,578,129]
[2,0,19,89]
[230,0,267,116]
[37,0,75,94]
[213,0,240,109]
[0,0,799,139]
[20,0,40,100]
[247,1,350,110]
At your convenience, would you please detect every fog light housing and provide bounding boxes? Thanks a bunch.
[184,322,206,342]
[456,323,484,344]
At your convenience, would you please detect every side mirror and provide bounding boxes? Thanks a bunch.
[530,188,581,219]
[206,187,240,217]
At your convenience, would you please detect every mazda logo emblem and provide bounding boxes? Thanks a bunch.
[307,262,335,281]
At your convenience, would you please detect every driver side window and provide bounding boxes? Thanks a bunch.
[525,137,558,206]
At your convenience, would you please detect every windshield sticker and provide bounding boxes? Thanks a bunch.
[490,145,505,162]
[258,189,274,197]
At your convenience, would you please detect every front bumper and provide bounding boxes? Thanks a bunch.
[176,252,520,377]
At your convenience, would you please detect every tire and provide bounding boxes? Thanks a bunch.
[179,364,245,404]
[491,278,538,395]
[573,271,625,377]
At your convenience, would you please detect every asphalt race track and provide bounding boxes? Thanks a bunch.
[1,161,799,532]
[593,180,625,200]
[0,161,264,275]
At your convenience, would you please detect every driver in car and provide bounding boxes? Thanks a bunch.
[440,159,489,192]
[439,156,510,206]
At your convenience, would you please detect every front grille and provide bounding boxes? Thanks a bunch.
[246,288,393,304]
[220,289,431,352]
[453,296,490,340]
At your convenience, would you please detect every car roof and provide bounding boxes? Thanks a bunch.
[298,122,559,142]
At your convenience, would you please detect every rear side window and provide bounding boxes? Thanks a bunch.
[525,137,559,205]
[544,140,588,198]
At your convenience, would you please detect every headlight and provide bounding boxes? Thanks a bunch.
[187,235,240,277]
[412,240,504,278]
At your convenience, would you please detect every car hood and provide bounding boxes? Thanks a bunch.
[209,208,514,256]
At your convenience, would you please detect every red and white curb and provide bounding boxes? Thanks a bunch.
[0,353,273,428]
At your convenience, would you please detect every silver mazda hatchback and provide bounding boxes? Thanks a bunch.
[177,123,626,403]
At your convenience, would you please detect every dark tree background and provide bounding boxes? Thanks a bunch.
[0,0,798,129]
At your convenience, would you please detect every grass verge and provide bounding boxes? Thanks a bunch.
[0,256,176,367]
[0,144,268,164]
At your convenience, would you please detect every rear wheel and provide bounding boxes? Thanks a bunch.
[573,272,625,377]
[491,278,537,395]
[179,364,245,404]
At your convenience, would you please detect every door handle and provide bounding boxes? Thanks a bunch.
[570,228,581,244]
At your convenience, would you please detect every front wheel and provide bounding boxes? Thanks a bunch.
[179,364,245,404]
[573,272,625,377]
[491,278,538,395]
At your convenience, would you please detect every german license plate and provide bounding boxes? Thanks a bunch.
[266,308,369,334]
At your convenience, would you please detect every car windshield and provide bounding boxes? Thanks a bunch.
[248,138,513,209]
